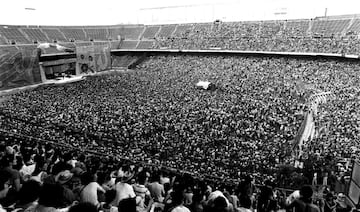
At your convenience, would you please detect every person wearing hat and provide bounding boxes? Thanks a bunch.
[112,170,136,206]
[286,185,320,212]
[335,193,352,212]
[56,170,76,207]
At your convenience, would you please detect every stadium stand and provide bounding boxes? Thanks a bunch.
[0,35,8,45]
[136,40,154,49]
[312,19,350,36]
[119,26,144,40]
[119,40,138,49]
[0,16,360,53]
[21,28,49,43]
[260,21,284,37]
[60,27,87,41]
[107,27,122,40]
[84,28,108,41]
[141,26,160,39]
[1,15,360,212]
[41,28,67,42]
[284,20,309,36]
[0,26,29,44]
[112,55,139,67]
[172,24,193,37]
[156,25,176,37]
[348,18,360,33]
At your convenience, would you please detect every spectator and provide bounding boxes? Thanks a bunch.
[286,185,320,212]
[26,183,64,212]
[79,172,105,208]
[112,171,136,206]
[68,202,98,212]
[1,155,21,192]
[133,171,151,212]
[148,172,165,203]
[0,170,11,212]
[13,180,41,211]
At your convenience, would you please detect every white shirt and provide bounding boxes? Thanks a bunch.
[80,182,104,206]
[113,182,136,206]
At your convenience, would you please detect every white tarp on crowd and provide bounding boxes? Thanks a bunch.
[37,43,74,52]
[196,81,211,90]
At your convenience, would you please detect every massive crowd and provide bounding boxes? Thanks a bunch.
[0,128,355,212]
[0,54,359,211]
[153,22,360,55]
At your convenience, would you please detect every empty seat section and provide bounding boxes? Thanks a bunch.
[173,25,193,37]
[42,28,67,42]
[142,26,160,39]
[22,28,49,42]
[0,27,29,44]
[157,25,176,37]
[348,19,360,32]
[60,28,87,41]
[0,35,8,45]
[120,27,144,40]
[85,28,108,40]
[112,55,137,67]
[120,40,138,49]
[136,40,154,49]
[108,27,122,40]
[312,19,349,35]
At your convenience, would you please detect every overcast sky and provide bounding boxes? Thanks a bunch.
[0,0,359,25]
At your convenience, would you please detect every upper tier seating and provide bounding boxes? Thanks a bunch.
[312,19,350,36]
[142,26,160,39]
[119,40,138,49]
[21,28,49,43]
[84,28,108,41]
[284,20,309,36]
[0,17,359,54]
[348,19,360,33]
[136,40,154,49]
[172,25,193,37]
[60,28,87,41]
[157,25,176,37]
[42,28,67,42]
[108,27,122,40]
[0,27,29,44]
[0,35,8,45]
[119,27,144,40]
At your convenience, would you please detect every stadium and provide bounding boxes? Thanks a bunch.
[0,0,360,212]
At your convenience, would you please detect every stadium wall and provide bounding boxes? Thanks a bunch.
[0,45,42,91]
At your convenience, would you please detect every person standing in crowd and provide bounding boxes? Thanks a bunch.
[286,185,320,212]
[148,172,165,203]
[133,171,152,212]
[1,155,21,192]
[0,170,11,212]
